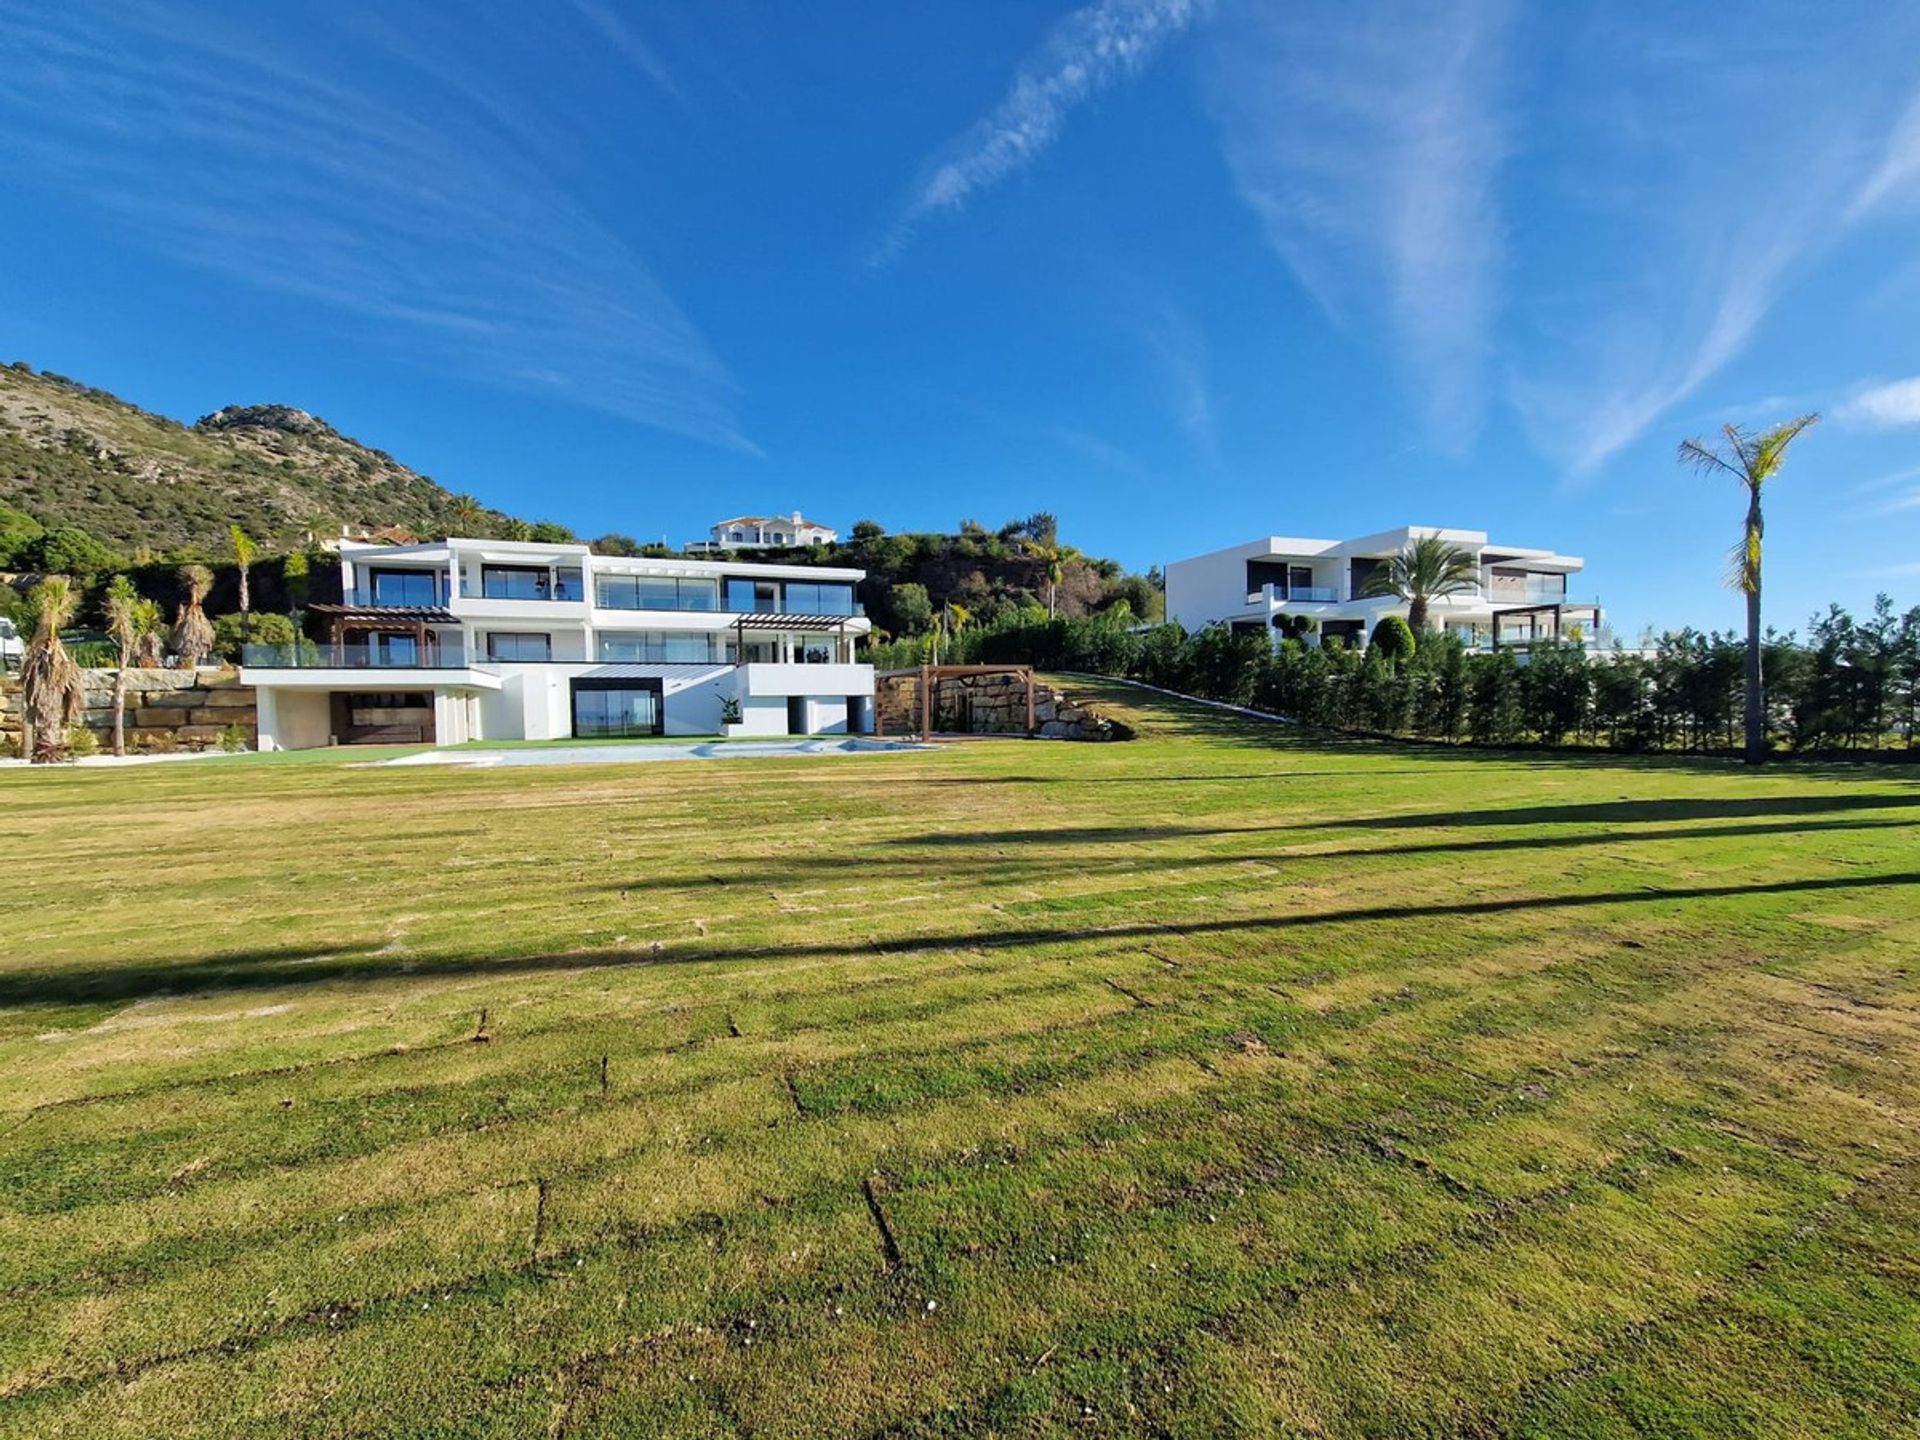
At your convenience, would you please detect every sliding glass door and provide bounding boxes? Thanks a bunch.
[571,679,664,738]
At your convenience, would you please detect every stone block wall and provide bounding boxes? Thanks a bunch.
[1,668,256,754]
[875,670,1130,741]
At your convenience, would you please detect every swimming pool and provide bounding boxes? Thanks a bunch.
[375,737,936,768]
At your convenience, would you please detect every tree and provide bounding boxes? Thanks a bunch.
[0,504,44,568]
[132,598,166,667]
[1678,413,1819,764]
[230,525,258,644]
[1360,535,1480,631]
[591,532,643,557]
[527,520,577,544]
[850,519,886,542]
[20,576,85,763]
[886,582,933,636]
[102,574,150,756]
[1369,615,1417,667]
[282,550,311,614]
[447,494,486,534]
[172,563,216,669]
[25,524,122,577]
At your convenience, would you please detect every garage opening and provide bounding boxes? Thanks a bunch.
[330,691,435,745]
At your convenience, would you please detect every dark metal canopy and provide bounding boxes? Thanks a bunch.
[730,613,853,632]
[308,603,458,625]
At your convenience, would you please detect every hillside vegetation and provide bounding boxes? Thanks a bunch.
[0,689,1914,1435]
[0,363,488,554]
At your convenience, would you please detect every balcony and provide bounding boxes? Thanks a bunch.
[478,578,585,602]
[241,641,479,670]
[348,581,445,608]
[1246,583,1338,606]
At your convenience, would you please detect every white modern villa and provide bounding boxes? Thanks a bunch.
[1166,525,1602,651]
[240,537,873,749]
[686,511,838,553]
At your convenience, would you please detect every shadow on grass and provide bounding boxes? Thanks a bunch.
[641,815,1919,890]
[872,794,1920,853]
[5,871,1915,1009]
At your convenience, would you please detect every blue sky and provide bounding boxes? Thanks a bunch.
[3,0,1918,638]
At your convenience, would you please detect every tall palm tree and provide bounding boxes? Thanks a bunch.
[172,563,215,669]
[1360,535,1481,632]
[102,574,145,757]
[448,493,485,535]
[20,576,85,764]
[1678,414,1819,764]
[230,525,258,644]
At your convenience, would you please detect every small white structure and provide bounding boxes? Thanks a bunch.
[242,537,873,749]
[1166,524,1601,651]
[688,512,837,552]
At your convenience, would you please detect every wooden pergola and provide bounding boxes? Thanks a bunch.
[307,604,457,664]
[730,612,854,663]
[874,664,1036,739]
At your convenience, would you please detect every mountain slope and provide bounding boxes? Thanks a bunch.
[0,363,478,553]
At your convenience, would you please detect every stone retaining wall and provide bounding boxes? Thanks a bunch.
[875,670,1130,741]
[1,668,256,754]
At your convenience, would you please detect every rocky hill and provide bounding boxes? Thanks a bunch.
[0,363,487,554]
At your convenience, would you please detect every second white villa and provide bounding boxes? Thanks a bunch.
[1167,525,1602,651]
[241,537,873,749]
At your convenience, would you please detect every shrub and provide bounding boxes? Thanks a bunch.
[66,723,99,757]
[219,723,249,752]
[211,610,297,661]
[1370,615,1416,665]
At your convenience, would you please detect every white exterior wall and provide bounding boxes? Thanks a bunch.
[1167,526,1594,653]
[254,687,332,751]
[253,539,878,749]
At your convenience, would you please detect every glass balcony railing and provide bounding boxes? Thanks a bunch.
[348,582,444,608]
[477,577,584,602]
[241,642,477,669]
[1246,584,1337,605]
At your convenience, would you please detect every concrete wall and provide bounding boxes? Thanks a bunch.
[2,668,256,754]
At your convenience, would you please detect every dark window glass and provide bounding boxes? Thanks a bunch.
[572,682,662,737]
[486,632,551,661]
[369,570,439,606]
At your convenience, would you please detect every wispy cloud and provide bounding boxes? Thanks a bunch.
[0,2,750,451]
[1836,376,1920,429]
[1201,0,1512,453]
[1139,303,1217,450]
[1511,11,1920,476]
[873,0,1203,263]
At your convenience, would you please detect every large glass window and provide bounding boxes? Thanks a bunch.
[597,631,721,662]
[595,576,720,611]
[367,569,440,606]
[572,681,662,738]
[485,632,551,661]
[783,582,855,615]
[481,566,575,601]
[725,578,781,612]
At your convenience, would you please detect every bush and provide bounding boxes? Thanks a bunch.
[219,723,249,752]
[66,723,99,758]
[211,610,297,661]
[1370,615,1416,665]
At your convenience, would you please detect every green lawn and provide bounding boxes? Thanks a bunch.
[1,681,1915,1437]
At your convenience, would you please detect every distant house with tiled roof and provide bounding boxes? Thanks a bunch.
[688,511,837,553]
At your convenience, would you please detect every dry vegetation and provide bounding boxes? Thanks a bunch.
[0,683,1915,1436]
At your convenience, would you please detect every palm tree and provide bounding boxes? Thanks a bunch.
[448,493,485,535]
[102,574,145,756]
[230,525,258,644]
[19,577,86,764]
[172,563,215,669]
[1360,535,1481,632]
[133,598,166,667]
[1678,414,1820,764]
